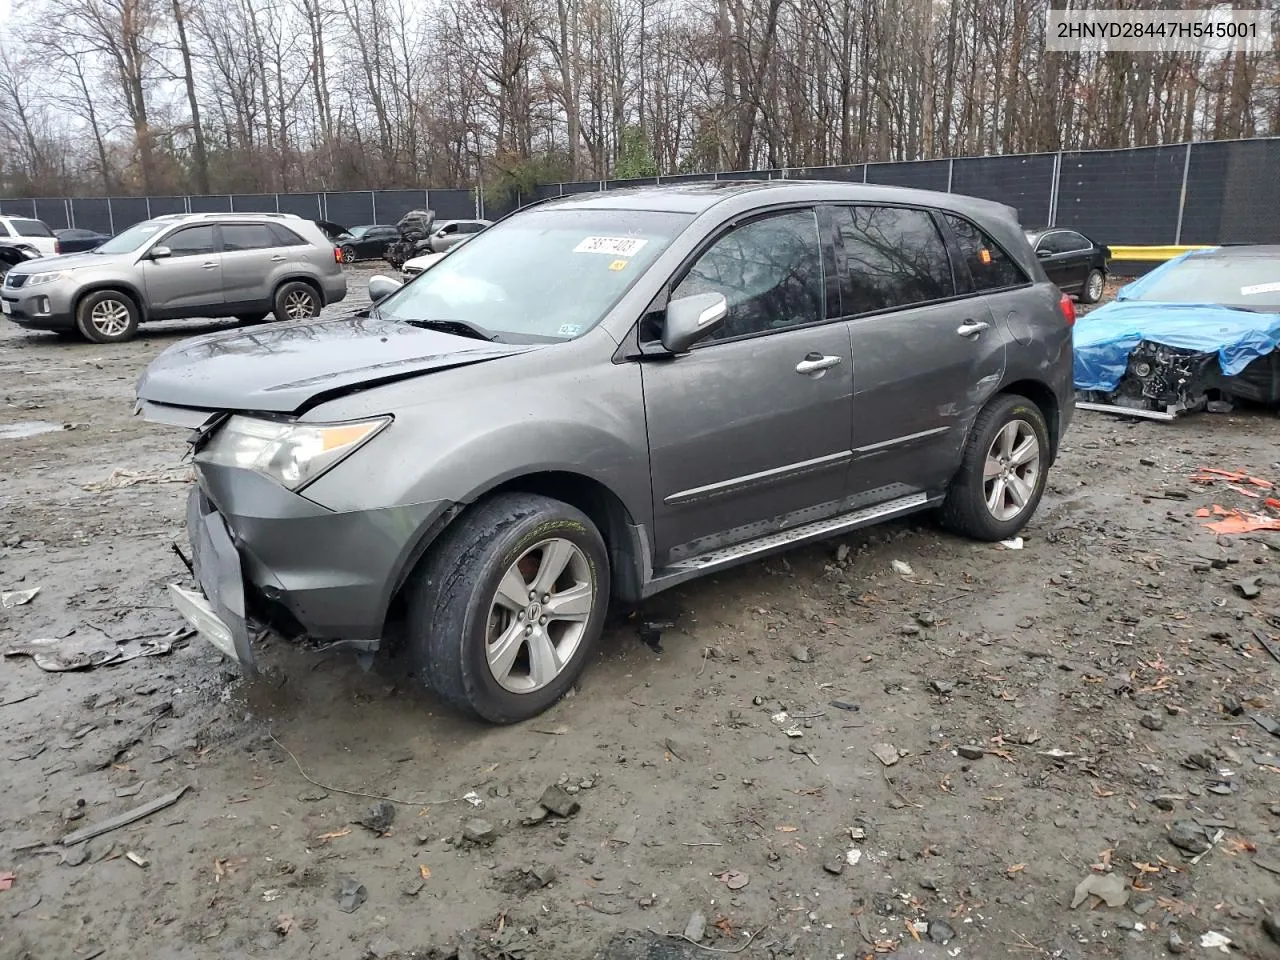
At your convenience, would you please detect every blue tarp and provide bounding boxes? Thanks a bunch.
[1073,250,1280,392]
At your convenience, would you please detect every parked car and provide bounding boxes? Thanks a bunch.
[55,227,112,253]
[1075,245,1280,418]
[314,220,351,244]
[400,250,447,280]
[2,212,346,343]
[1025,228,1110,304]
[136,181,1074,723]
[0,215,60,257]
[0,240,42,280]
[427,218,491,253]
[337,224,400,263]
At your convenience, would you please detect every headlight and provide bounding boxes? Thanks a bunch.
[24,271,67,286]
[196,415,391,490]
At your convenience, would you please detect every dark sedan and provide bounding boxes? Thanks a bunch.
[1025,228,1110,304]
[55,228,111,253]
[336,224,400,263]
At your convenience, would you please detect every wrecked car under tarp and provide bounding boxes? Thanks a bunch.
[1074,247,1280,419]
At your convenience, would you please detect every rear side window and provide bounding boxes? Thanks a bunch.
[459,222,485,234]
[269,223,306,246]
[944,214,1027,291]
[0,221,10,236]
[836,206,955,314]
[13,219,52,238]
[222,224,276,251]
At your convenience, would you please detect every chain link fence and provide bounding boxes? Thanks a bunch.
[2,138,1277,246]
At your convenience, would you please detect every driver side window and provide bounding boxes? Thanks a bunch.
[672,209,824,342]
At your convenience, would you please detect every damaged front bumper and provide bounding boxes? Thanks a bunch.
[172,486,255,667]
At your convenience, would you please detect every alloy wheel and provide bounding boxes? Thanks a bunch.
[284,290,316,320]
[90,299,132,338]
[484,538,595,693]
[983,419,1041,522]
[1087,271,1104,301]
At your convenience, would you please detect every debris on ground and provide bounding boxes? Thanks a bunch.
[1,588,40,609]
[956,744,985,760]
[716,870,749,890]
[1200,931,1232,952]
[81,468,193,492]
[5,627,188,672]
[534,785,580,819]
[1167,820,1213,856]
[787,643,811,663]
[0,871,14,891]
[461,819,496,845]
[62,785,190,846]
[125,851,148,868]
[871,743,901,767]
[354,801,396,836]
[998,537,1024,550]
[891,560,914,577]
[927,919,956,943]
[1070,871,1129,909]
[336,877,367,913]
[683,910,707,942]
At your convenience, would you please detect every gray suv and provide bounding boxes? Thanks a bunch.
[136,181,1074,723]
[2,212,346,343]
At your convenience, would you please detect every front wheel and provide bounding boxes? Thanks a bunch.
[75,290,140,343]
[340,245,356,264]
[273,282,320,322]
[1080,268,1105,305]
[940,393,1050,541]
[407,493,611,723]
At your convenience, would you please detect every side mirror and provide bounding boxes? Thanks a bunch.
[368,275,403,303]
[149,245,172,260]
[662,292,728,354]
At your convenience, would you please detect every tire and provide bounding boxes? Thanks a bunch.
[940,393,1050,542]
[75,290,140,344]
[273,281,321,323]
[235,313,269,325]
[340,245,356,263]
[407,493,611,724]
[1080,268,1105,305]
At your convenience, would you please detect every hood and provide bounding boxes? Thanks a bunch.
[135,314,541,414]
[11,251,130,273]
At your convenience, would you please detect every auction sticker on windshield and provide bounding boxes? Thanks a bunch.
[1241,281,1280,297]
[574,236,648,256]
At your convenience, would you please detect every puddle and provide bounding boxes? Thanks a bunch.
[0,421,66,440]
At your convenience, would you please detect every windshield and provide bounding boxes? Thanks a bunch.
[376,207,692,341]
[1126,254,1280,310]
[95,220,166,254]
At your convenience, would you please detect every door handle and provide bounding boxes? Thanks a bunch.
[201,261,218,270]
[270,255,287,262]
[795,354,843,375]
[956,321,990,338]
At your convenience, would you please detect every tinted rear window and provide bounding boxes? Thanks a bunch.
[13,219,53,238]
[944,214,1028,292]
[836,205,955,314]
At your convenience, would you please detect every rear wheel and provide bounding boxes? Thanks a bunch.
[407,493,611,723]
[75,290,139,344]
[340,245,356,264]
[273,282,320,323]
[940,393,1050,541]
[1080,269,1105,304]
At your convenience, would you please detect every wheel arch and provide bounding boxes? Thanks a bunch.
[273,274,323,303]
[996,379,1061,462]
[74,282,148,323]
[379,469,646,643]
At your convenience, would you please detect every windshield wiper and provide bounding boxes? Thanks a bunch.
[399,317,500,342]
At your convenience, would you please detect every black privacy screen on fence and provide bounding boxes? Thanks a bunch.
[2,139,1276,246]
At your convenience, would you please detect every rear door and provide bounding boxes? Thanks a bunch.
[837,205,1007,494]
[142,224,224,317]
[1035,231,1088,292]
[642,207,854,563]
[220,223,283,310]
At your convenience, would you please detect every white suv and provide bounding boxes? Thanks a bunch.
[0,215,60,257]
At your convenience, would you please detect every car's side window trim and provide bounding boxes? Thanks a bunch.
[936,211,1032,296]
[643,205,834,350]
[831,202,970,321]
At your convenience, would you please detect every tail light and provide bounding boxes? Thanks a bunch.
[54,239,62,255]
[334,246,342,263]
[1059,291,1076,327]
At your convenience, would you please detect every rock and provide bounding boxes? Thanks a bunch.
[62,805,85,822]
[462,819,497,845]
[788,644,812,663]
[1263,913,1280,946]
[402,880,425,897]
[1167,930,1188,954]
[1151,795,1177,812]
[871,743,900,767]
[1139,457,1156,466]
[1140,713,1165,731]
[1168,820,1212,855]
[538,785,580,818]
[823,855,844,876]
[1132,898,1156,916]
[1077,592,1094,605]
[1235,577,1262,600]
[957,745,984,760]
[297,788,329,802]
[336,877,367,913]
[521,805,550,826]
[1221,695,1244,716]
[356,801,396,835]
[1071,872,1129,909]
[928,919,956,943]
[367,936,401,958]
[929,679,955,696]
[684,910,707,942]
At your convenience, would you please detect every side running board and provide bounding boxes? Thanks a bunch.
[645,492,932,596]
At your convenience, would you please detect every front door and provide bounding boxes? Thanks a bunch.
[642,208,854,564]
[1036,231,1088,293]
[143,224,224,317]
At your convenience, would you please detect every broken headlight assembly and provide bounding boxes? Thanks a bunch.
[195,415,391,490]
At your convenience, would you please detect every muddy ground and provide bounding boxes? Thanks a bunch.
[2,270,1280,960]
